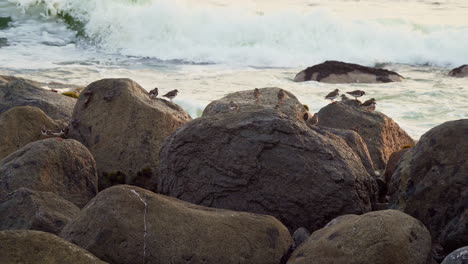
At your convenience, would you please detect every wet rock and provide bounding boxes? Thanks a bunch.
[0,230,106,263]
[442,246,468,264]
[317,102,415,170]
[159,108,376,232]
[448,65,468,77]
[389,119,468,255]
[294,61,404,83]
[0,188,79,235]
[60,185,291,264]
[203,87,309,122]
[0,106,61,160]
[0,76,76,120]
[0,138,98,208]
[68,78,191,191]
[287,210,432,264]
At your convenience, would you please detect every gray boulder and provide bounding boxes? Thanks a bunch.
[442,247,468,264]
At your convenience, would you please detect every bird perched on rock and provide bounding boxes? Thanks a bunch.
[307,113,319,126]
[277,89,286,105]
[228,101,239,112]
[341,94,350,101]
[325,89,340,103]
[163,89,179,102]
[361,98,376,112]
[346,90,366,100]
[254,88,261,104]
[149,87,158,99]
[41,126,68,139]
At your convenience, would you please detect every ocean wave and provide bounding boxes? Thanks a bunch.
[5,0,468,67]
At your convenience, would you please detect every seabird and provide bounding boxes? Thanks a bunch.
[277,89,286,105]
[149,87,158,99]
[325,89,340,103]
[346,90,366,100]
[163,89,179,102]
[361,98,376,112]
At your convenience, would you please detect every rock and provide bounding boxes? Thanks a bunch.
[442,246,468,264]
[0,106,61,160]
[294,61,404,83]
[60,185,291,264]
[203,87,309,122]
[0,77,76,120]
[68,78,191,191]
[0,188,79,235]
[317,102,415,170]
[448,65,468,77]
[292,227,311,249]
[0,230,106,263]
[159,108,376,232]
[0,138,98,208]
[384,147,411,184]
[287,210,432,264]
[389,119,468,255]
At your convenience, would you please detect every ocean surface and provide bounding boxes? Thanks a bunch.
[0,0,467,139]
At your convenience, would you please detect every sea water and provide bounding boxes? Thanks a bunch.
[0,0,467,138]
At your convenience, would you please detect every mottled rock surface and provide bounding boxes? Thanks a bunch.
[68,78,191,191]
[61,185,291,264]
[442,246,468,264]
[0,188,79,235]
[317,102,415,170]
[0,138,98,208]
[389,119,468,254]
[294,61,403,83]
[0,106,61,160]
[448,65,468,77]
[0,230,106,264]
[287,210,432,264]
[159,108,376,232]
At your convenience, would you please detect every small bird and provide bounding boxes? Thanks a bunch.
[361,98,376,112]
[346,90,366,100]
[341,94,350,101]
[308,113,319,126]
[149,87,158,99]
[163,89,179,102]
[228,101,239,112]
[325,89,340,103]
[41,126,68,139]
[254,88,261,103]
[277,89,286,105]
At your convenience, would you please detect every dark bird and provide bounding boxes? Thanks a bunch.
[277,89,286,105]
[149,87,158,99]
[346,90,366,100]
[341,94,350,101]
[308,113,319,126]
[163,89,179,102]
[361,98,376,112]
[325,89,340,103]
[254,88,261,103]
[228,101,239,111]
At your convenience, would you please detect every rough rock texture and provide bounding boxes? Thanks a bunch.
[287,210,432,264]
[0,188,79,235]
[294,61,404,83]
[442,247,468,264]
[159,108,376,232]
[317,102,415,170]
[389,119,468,255]
[61,185,291,264]
[0,77,76,120]
[448,65,468,77]
[68,78,191,191]
[0,106,61,160]
[0,230,106,264]
[384,147,411,184]
[0,138,98,208]
[203,87,309,122]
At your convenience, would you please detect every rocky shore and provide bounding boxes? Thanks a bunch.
[0,75,466,264]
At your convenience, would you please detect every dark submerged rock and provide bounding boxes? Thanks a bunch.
[448,65,468,77]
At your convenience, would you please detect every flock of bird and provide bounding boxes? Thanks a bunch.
[325,89,376,112]
[148,87,179,102]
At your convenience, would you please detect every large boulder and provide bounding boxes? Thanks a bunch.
[159,108,376,232]
[384,147,411,184]
[442,247,468,264]
[0,138,98,208]
[389,119,468,255]
[317,102,415,170]
[60,185,291,264]
[203,87,309,122]
[68,78,191,191]
[294,61,404,83]
[287,210,432,264]
[0,77,76,120]
[0,188,79,235]
[0,106,61,160]
[448,65,468,77]
[0,230,106,264]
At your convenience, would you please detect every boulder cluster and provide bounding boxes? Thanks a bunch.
[0,70,466,264]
